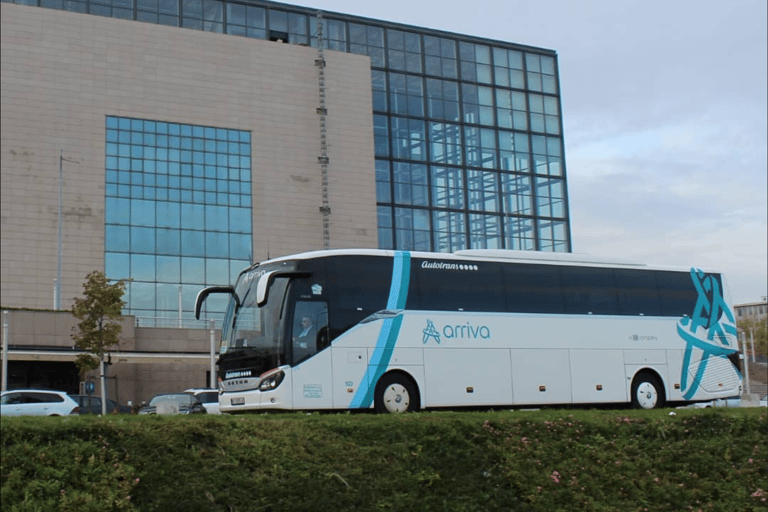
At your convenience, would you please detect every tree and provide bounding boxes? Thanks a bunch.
[739,317,768,357]
[71,270,128,414]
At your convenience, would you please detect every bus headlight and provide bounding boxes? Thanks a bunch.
[258,370,285,391]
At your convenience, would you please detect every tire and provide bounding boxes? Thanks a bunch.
[374,373,420,413]
[631,373,665,410]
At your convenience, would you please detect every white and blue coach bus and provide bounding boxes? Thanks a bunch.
[195,249,742,413]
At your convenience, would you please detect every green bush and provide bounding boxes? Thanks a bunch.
[1,408,766,511]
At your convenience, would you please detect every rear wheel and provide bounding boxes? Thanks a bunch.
[374,373,419,413]
[631,373,665,409]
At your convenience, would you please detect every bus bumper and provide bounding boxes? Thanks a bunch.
[219,381,292,413]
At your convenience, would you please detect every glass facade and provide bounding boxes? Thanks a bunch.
[5,0,570,253]
[104,116,252,323]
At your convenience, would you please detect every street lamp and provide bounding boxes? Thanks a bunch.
[55,150,79,310]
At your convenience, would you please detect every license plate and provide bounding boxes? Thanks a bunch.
[230,397,245,406]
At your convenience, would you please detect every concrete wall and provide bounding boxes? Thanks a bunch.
[1,3,377,310]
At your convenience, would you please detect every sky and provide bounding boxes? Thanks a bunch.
[301,0,767,305]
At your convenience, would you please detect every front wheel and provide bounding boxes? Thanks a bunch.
[631,373,665,409]
[374,373,420,413]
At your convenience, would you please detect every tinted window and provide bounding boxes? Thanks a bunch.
[615,269,662,316]
[504,263,564,313]
[324,256,392,311]
[408,258,506,312]
[196,392,218,403]
[657,270,699,317]
[560,266,618,315]
[26,393,64,404]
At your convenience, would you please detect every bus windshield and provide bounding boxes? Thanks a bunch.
[219,272,290,370]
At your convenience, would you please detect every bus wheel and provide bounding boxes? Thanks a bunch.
[375,373,419,413]
[631,373,665,410]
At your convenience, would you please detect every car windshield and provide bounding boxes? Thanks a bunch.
[148,394,195,407]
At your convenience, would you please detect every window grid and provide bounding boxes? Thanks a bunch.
[392,162,429,207]
[349,22,385,67]
[387,29,422,74]
[496,89,528,131]
[430,166,464,210]
[433,210,466,252]
[423,35,457,79]
[499,130,530,173]
[389,72,424,117]
[428,122,462,166]
[426,78,460,122]
[525,53,558,94]
[459,41,492,84]
[105,116,252,323]
[492,47,525,89]
[531,135,563,177]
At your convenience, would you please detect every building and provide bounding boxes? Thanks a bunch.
[734,299,768,325]
[1,0,571,403]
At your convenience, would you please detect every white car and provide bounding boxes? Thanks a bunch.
[184,388,221,414]
[0,389,80,416]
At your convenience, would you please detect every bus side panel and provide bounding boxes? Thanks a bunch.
[570,350,627,403]
[666,349,686,401]
[510,349,572,404]
[331,347,369,408]
[423,348,512,407]
[291,350,335,409]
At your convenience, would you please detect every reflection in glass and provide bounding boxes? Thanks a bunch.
[105,116,252,320]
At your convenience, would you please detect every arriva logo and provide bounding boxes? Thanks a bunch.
[422,319,491,344]
[422,320,441,344]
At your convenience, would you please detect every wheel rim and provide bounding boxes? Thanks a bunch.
[636,382,658,409]
[382,383,410,413]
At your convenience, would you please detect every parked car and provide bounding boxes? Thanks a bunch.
[138,393,207,415]
[71,394,132,415]
[0,389,80,416]
[184,388,221,414]
[760,395,767,407]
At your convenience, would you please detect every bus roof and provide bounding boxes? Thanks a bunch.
[254,248,717,274]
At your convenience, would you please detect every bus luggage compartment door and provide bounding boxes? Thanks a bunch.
[510,349,572,405]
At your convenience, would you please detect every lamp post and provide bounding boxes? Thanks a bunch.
[55,150,79,310]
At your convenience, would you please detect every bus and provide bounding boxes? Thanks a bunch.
[195,249,742,413]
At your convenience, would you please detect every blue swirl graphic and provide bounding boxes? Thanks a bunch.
[677,268,738,400]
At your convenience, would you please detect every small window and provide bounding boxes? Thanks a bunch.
[196,392,218,404]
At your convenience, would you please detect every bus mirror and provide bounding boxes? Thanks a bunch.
[195,286,237,319]
[256,270,311,307]
[256,271,277,307]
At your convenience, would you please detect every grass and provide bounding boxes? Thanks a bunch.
[1,407,766,511]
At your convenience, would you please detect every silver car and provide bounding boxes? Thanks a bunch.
[0,390,80,416]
